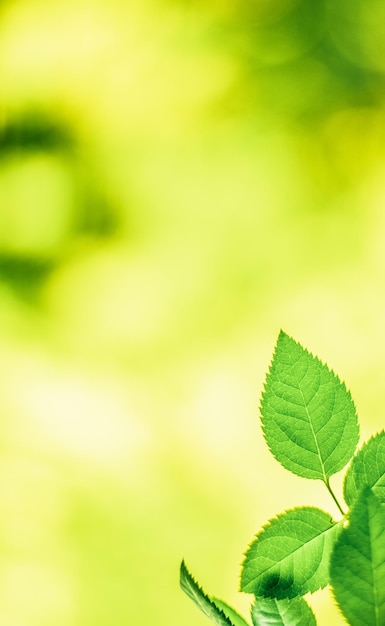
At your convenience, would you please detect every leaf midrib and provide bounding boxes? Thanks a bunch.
[293,365,328,483]
[246,519,338,582]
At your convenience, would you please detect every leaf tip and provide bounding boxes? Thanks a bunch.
[180,559,192,590]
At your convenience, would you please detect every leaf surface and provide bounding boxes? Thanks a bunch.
[261,331,359,480]
[240,507,341,598]
[330,487,385,626]
[251,596,317,626]
[344,431,385,507]
[180,560,246,626]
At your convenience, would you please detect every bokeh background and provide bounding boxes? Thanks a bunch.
[0,0,384,623]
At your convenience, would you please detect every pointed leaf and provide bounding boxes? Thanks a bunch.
[251,596,317,626]
[213,598,251,626]
[330,487,385,626]
[240,507,341,598]
[344,431,385,507]
[261,331,359,480]
[180,560,241,626]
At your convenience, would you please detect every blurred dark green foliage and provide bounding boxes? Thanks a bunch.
[0,111,119,299]
[0,111,73,155]
[203,0,385,120]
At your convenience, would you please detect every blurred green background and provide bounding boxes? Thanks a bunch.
[0,0,384,623]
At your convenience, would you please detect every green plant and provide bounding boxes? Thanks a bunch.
[180,331,385,625]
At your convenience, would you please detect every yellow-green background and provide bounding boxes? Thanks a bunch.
[0,0,384,623]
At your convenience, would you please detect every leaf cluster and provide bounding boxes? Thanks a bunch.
[180,331,385,625]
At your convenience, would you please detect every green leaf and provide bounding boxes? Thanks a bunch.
[343,431,385,507]
[213,598,251,626]
[180,560,245,626]
[330,487,385,626]
[251,596,317,626]
[240,507,341,598]
[261,331,359,481]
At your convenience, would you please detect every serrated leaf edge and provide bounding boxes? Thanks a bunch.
[212,597,251,626]
[180,560,238,626]
[343,430,385,507]
[240,506,338,596]
[260,331,359,481]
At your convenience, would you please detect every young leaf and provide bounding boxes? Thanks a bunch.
[330,487,385,626]
[240,507,341,599]
[180,560,247,626]
[261,331,359,481]
[251,596,317,626]
[213,598,251,626]
[343,431,385,507]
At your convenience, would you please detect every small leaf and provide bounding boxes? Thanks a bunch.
[240,507,341,598]
[330,487,385,626]
[261,331,359,481]
[180,560,245,626]
[213,598,251,626]
[251,596,317,626]
[343,431,385,507]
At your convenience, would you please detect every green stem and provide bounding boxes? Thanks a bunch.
[325,478,345,516]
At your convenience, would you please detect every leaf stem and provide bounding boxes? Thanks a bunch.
[325,479,345,516]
